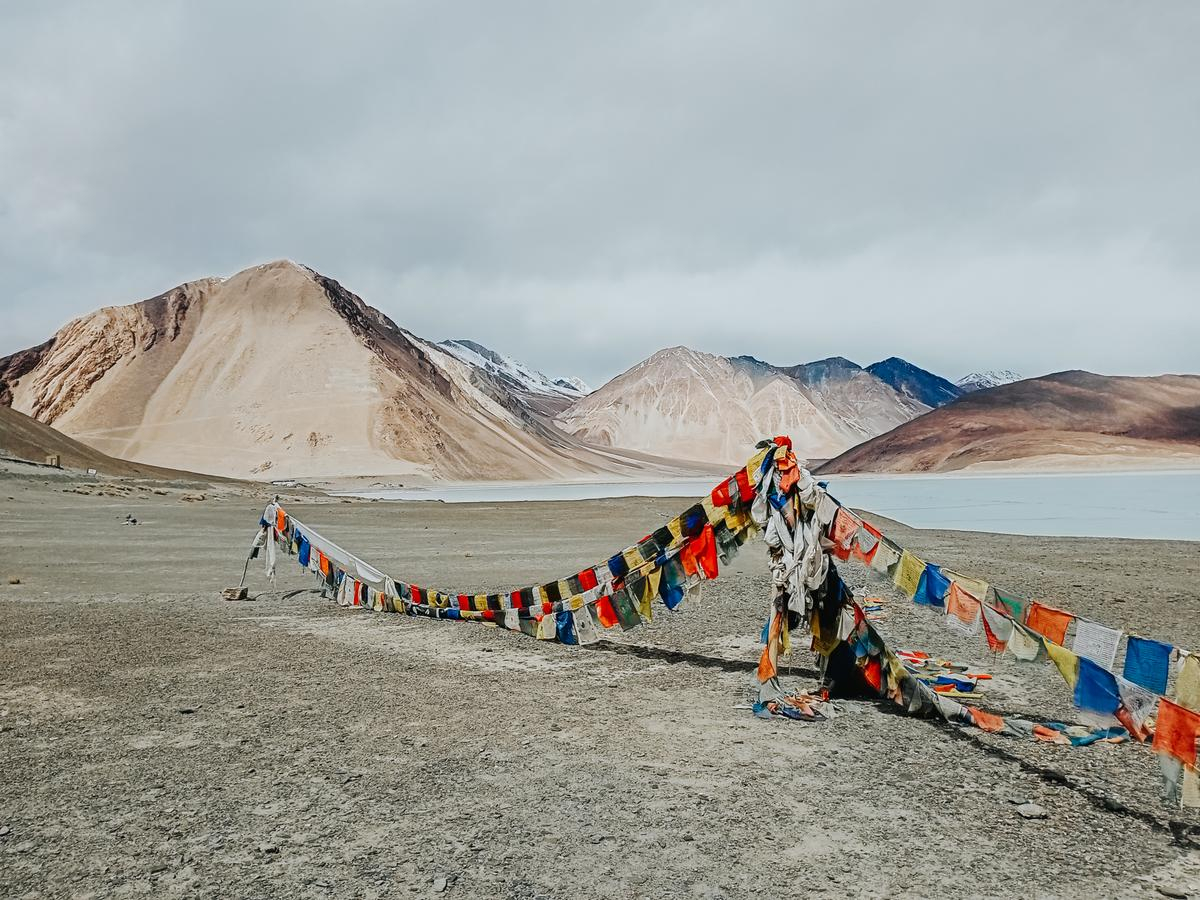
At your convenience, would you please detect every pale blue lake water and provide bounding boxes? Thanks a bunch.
[336,469,1200,541]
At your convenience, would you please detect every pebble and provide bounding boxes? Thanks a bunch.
[432,875,448,892]
[257,843,280,855]
[0,825,10,837]
[1015,803,1047,820]
[1157,886,1190,899]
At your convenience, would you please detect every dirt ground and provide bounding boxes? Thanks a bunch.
[2,461,1199,899]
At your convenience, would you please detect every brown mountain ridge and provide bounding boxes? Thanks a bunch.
[818,371,1200,474]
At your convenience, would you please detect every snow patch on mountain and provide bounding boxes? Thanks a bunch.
[956,370,1022,392]
[438,339,587,398]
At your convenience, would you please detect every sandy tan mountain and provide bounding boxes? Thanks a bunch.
[0,261,698,481]
[818,370,1200,474]
[555,347,928,466]
[0,404,214,479]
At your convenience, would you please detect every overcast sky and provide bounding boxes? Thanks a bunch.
[2,2,1197,386]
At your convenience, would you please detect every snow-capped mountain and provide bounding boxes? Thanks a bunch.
[956,370,1022,393]
[438,339,588,399]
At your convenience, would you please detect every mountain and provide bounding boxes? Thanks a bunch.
[555,347,929,466]
[956,369,1022,393]
[0,404,215,479]
[818,371,1200,474]
[437,339,587,416]
[866,357,963,408]
[0,261,687,481]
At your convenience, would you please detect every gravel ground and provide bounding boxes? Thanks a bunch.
[1,464,1198,899]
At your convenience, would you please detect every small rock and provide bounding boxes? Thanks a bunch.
[432,875,448,892]
[0,825,10,837]
[1157,886,1190,899]
[177,707,196,715]
[1015,803,1047,819]
[6,577,18,585]
[257,843,280,855]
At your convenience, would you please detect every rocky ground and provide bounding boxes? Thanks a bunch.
[1,461,1198,898]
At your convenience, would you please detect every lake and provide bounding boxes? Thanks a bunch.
[336,469,1200,541]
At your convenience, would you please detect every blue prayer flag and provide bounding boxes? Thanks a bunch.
[1122,635,1171,695]
[1074,656,1121,716]
[915,564,951,608]
[555,610,578,645]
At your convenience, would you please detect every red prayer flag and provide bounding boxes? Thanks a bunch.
[595,596,619,628]
[692,525,719,579]
[711,479,732,507]
[734,469,754,503]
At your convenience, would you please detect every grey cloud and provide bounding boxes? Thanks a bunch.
[1,1,1198,385]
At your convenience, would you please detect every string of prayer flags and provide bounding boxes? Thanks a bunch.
[1026,601,1074,646]
[893,550,925,599]
[1071,619,1123,671]
[1123,636,1172,694]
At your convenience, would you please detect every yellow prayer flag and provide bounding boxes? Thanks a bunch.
[893,550,925,599]
[946,570,989,601]
[1177,654,1200,712]
[1044,638,1080,690]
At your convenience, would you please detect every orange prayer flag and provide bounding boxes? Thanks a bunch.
[969,707,1005,733]
[851,521,882,565]
[679,542,699,578]
[275,507,286,532]
[757,611,782,683]
[946,582,982,629]
[1026,601,1074,646]
[1153,698,1200,767]
[690,525,719,579]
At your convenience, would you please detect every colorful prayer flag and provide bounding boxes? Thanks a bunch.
[1122,636,1172,694]
[1026,601,1074,646]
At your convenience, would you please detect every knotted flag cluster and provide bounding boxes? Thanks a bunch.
[252,436,1199,809]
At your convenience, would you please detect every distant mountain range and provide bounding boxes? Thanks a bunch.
[819,370,1200,474]
[3,259,1190,480]
[555,348,937,465]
